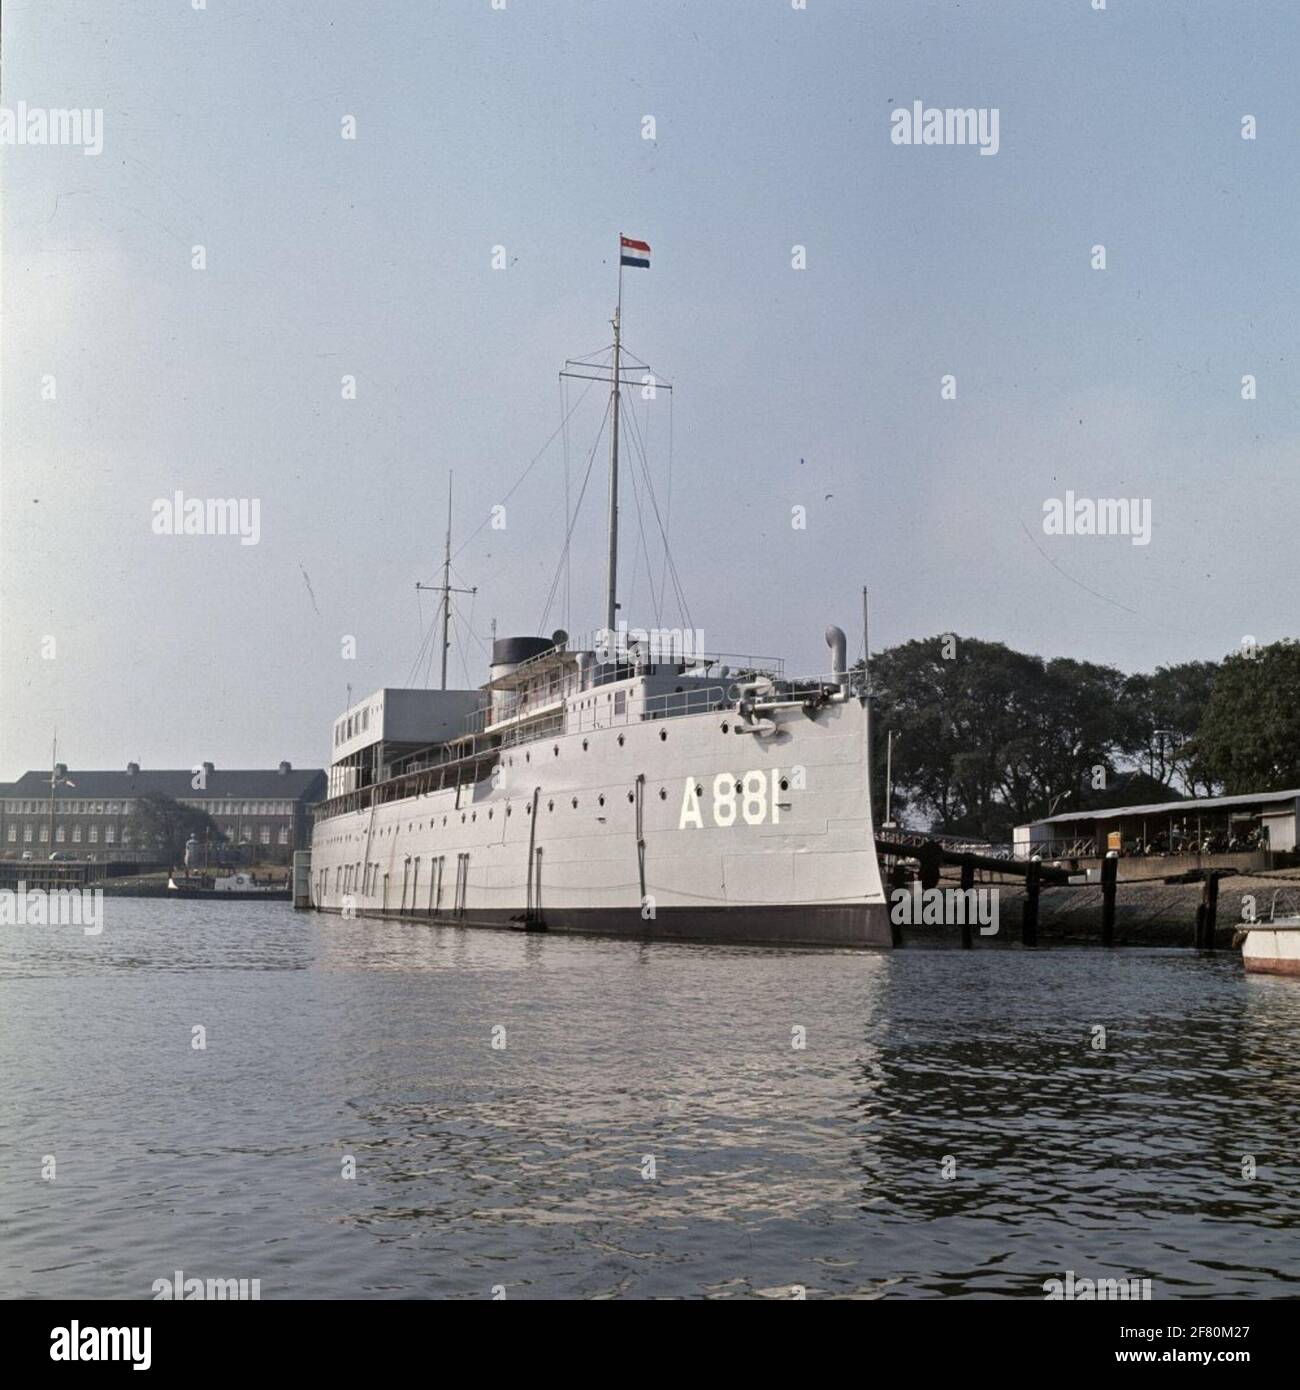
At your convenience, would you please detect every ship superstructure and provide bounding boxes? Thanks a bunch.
[308,240,889,946]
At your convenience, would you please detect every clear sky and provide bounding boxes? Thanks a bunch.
[3,0,1298,776]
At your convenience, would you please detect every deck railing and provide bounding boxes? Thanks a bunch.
[312,665,853,825]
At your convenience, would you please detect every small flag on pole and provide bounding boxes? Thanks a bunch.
[620,235,651,269]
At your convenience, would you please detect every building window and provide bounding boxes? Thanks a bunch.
[260,826,270,845]
[40,826,50,843]
[89,826,99,844]
[6,825,14,842]
[24,826,34,843]
[106,827,115,845]
[72,825,82,843]
[55,826,66,843]
[278,826,289,845]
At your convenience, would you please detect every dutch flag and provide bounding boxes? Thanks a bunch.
[620,235,651,269]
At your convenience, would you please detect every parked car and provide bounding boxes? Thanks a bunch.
[20,850,34,860]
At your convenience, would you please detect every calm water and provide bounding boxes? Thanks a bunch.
[2,900,1298,1299]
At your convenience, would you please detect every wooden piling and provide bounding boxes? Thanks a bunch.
[918,839,942,891]
[1101,854,1118,946]
[888,860,906,946]
[1022,859,1040,947]
[959,857,974,949]
[1198,871,1220,950]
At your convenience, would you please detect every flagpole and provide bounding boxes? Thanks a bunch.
[605,235,623,636]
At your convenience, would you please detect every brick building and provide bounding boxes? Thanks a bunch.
[0,762,325,864]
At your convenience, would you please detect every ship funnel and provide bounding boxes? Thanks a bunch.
[825,625,848,691]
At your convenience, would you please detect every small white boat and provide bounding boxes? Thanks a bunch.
[1236,891,1300,977]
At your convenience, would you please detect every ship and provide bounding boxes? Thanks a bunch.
[1235,891,1300,977]
[306,239,889,947]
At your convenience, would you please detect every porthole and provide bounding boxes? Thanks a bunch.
[627,791,635,803]
[553,745,559,757]
[659,729,667,741]
[780,778,789,792]
[582,739,589,751]
[695,784,703,797]
[461,813,466,823]
[507,805,513,816]
[618,734,625,747]
[526,751,531,763]
[488,809,493,819]
[598,795,605,807]
[548,800,555,812]
[721,721,729,733]
[571,797,578,809]
[734,781,743,794]
[659,788,667,800]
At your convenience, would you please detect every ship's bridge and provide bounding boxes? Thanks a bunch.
[328,687,480,798]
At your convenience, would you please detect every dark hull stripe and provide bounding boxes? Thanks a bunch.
[315,902,893,948]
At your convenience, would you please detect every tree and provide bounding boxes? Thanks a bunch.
[868,636,1129,839]
[1192,640,1300,793]
[126,794,226,864]
[1118,661,1218,794]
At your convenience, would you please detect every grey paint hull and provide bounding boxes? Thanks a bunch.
[311,692,889,948]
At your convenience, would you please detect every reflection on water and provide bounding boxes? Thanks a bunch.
[1,900,1298,1298]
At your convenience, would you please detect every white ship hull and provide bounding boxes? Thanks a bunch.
[1241,921,1300,977]
[310,691,889,947]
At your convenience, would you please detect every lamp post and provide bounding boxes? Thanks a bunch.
[884,730,899,829]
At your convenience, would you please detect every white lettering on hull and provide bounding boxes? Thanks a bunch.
[678,770,783,829]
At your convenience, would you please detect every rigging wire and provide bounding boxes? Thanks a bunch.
[561,374,572,634]
[537,393,611,634]
[657,387,675,619]
[622,389,692,632]
[450,374,597,563]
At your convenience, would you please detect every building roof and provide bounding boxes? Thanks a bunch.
[1,768,325,801]
[1028,787,1300,827]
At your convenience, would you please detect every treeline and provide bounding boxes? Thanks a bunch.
[867,636,1300,840]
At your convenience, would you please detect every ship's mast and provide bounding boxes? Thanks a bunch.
[416,472,476,690]
[604,248,624,635]
[439,474,454,689]
[557,237,669,641]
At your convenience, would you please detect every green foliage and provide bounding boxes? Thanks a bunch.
[868,637,1239,837]
[1193,641,1300,794]
[126,794,225,863]
[1119,661,1219,794]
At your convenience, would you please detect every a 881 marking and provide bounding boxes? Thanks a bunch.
[679,770,785,829]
